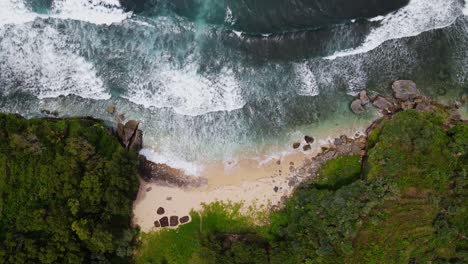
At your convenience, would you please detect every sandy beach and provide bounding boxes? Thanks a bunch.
[132,116,374,232]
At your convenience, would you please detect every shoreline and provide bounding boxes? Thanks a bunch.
[132,118,372,232]
[132,86,467,232]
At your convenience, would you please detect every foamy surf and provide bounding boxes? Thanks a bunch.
[124,62,245,116]
[140,148,203,177]
[0,0,38,26]
[0,25,110,100]
[326,0,462,60]
[0,0,130,26]
[294,63,320,97]
[50,0,130,25]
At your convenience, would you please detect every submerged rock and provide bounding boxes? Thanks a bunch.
[293,142,301,149]
[351,99,365,114]
[303,145,312,151]
[392,80,420,101]
[107,105,116,114]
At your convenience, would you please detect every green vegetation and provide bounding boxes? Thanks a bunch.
[314,155,361,190]
[137,108,467,263]
[0,114,139,263]
[136,202,264,264]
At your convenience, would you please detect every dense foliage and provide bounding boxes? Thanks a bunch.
[0,114,140,263]
[137,108,467,263]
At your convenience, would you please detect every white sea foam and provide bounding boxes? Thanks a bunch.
[294,63,319,96]
[326,0,461,60]
[464,1,468,16]
[50,0,130,25]
[125,59,245,116]
[0,25,109,100]
[140,148,202,176]
[0,0,39,26]
[225,6,235,25]
[0,0,130,26]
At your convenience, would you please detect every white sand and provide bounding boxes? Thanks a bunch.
[132,117,374,232]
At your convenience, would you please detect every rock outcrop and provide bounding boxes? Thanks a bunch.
[117,120,143,152]
[351,99,365,114]
[392,80,420,101]
[372,95,393,111]
[138,155,208,188]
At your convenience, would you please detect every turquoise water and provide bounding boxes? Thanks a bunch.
[0,0,467,171]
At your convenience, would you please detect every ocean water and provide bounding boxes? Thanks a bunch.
[0,0,467,175]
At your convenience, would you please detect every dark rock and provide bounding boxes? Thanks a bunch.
[154,221,160,227]
[159,217,169,227]
[273,186,279,192]
[180,216,190,224]
[372,96,393,111]
[303,144,312,151]
[334,137,344,146]
[146,187,152,192]
[116,120,142,152]
[359,90,370,105]
[292,142,301,149]
[107,105,116,114]
[157,207,165,215]
[166,196,172,201]
[169,216,179,227]
[392,80,419,101]
[128,129,143,152]
[351,99,365,114]
[138,155,208,188]
[304,135,314,144]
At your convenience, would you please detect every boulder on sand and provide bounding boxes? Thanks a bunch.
[180,216,190,224]
[392,80,420,101]
[157,207,165,215]
[169,216,179,227]
[159,216,169,227]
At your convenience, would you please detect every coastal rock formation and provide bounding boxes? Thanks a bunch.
[359,90,370,105]
[138,155,208,188]
[117,120,143,152]
[351,99,365,114]
[392,80,420,101]
[293,142,301,149]
[305,135,314,144]
[372,95,393,111]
